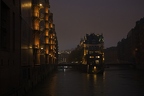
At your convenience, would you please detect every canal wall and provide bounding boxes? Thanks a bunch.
[20,64,57,96]
[2,64,57,96]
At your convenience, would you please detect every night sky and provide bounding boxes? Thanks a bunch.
[49,0,144,51]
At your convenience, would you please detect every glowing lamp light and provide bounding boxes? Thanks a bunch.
[39,4,42,7]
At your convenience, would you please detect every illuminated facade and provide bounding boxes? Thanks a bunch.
[81,33,104,64]
[32,0,58,65]
[80,33,104,73]
[0,0,58,95]
[20,0,58,93]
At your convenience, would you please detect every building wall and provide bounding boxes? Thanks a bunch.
[104,47,118,64]
[117,17,144,69]
[0,0,58,96]
[0,0,21,95]
[20,0,58,94]
[81,33,104,65]
[20,0,34,94]
[58,51,70,63]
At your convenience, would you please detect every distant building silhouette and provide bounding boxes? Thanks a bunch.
[58,50,71,64]
[117,17,144,69]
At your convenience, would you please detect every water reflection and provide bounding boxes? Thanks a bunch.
[86,73,105,96]
[26,67,144,96]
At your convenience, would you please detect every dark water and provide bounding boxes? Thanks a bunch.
[26,66,144,96]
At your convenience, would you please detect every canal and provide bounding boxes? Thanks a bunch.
[26,65,144,96]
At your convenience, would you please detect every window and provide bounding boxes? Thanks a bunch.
[96,56,100,58]
[95,60,99,64]
[89,56,94,58]
[89,51,93,54]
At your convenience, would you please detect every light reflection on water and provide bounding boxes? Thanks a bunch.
[26,67,144,96]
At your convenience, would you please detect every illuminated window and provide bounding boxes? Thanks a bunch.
[45,15,48,21]
[45,38,48,44]
[46,50,49,54]
[33,6,39,17]
[34,19,39,30]
[50,24,53,28]
[96,56,100,58]
[45,7,49,13]
[95,60,99,64]
[45,23,49,28]
[46,31,48,36]
[89,56,94,58]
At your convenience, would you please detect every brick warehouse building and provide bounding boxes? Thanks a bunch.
[117,17,144,69]
[80,33,104,73]
[0,0,58,96]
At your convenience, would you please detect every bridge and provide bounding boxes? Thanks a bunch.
[55,63,135,73]
[56,63,83,69]
[56,63,105,73]
[56,63,81,66]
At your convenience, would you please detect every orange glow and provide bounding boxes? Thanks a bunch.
[45,30,49,36]
[21,2,31,8]
[46,38,49,44]
[50,24,53,28]
[34,44,39,48]
[33,12,39,17]
[89,56,94,58]
[51,46,53,49]
[45,15,48,21]
[51,41,53,44]
[34,26,39,30]
[46,32,48,36]
[33,6,39,17]
[51,35,53,38]
[34,20,39,30]
[46,50,49,54]
[45,23,49,28]
[45,7,49,13]
[34,34,39,46]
